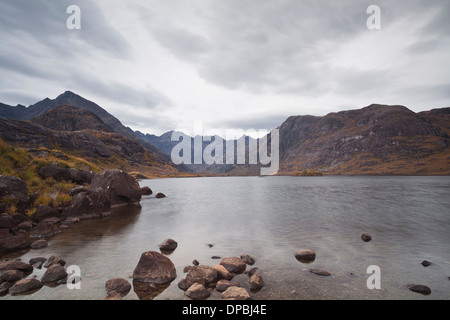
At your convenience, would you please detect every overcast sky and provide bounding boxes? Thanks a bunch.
[0,0,449,136]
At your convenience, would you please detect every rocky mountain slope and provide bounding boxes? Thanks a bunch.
[277,104,450,175]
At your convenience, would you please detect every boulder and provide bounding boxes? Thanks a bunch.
[41,263,68,283]
[221,286,251,300]
[155,193,166,199]
[29,257,47,269]
[361,233,372,242]
[9,278,43,295]
[220,257,247,274]
[309,269,331,276]
[132,251,177,285]
[0,235,32,254]
[178,277,206,291]
[0,269,24,283]
[61,189,111,220]
[186,265,218,286]
[185,283,211,300]
[159,238,178,252]
[216,279,240,292]
[31,239,48,249]
[69,168,94,185]
[44,255,66,267]
[249,273,264,290]
[0,176,29,213]
[140,186,153,196]
[17,221,33,231]
[105,278,131,297]
[295,249,316,263]
[32,205,60,222]
[89,169,141,207]
[408,284,431,295]
[0,214,14,230]
[38,165,71,182]
[213,265,234,280]
[0,282,14,295]
[29,217,61,239]
[0,260,33,273]
[240,254,256,266]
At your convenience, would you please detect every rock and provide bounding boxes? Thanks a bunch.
[61,189,111,220]
[178,278,206,291]
[0,282,14,295]
[240,254,255,266]
[216,279,240,292]
[221,286,251,300]
[0,269,24,283]
[0,260,33,273]
[220,257,247,274]
[408,284,431,295]
[186,265,218,285]
[185,283,211,300]
[69,168,94,185]
[29,257,47,269]
[0,175,29,213]
[245,267,258,277]
[295,249,316,263]
[41,263,68,283]
[31,239,48,249]
[183,265,192,273]
[0,235,32,254]
[309,269,331,276]
[44,255,66,267]
[211,256,221,260]
[155,193,166,199]
[9,278,43,295]
[38,165,71,182]
[68,186,88,197]
[421,260,431,267]
[361,233,372,242]
[249,273,264,290]
[17,221,33,231]
[192,259,199,266]
[0,214,14,230]
[89,169,141,207]
[0,228,10,239]
[213,265,234,280]
[29,217,61,239]
[132,251,177,285]
[140,186,153,196]
[105,278,131,297]
[104,290,123,300]
[159,238,178,252]
[32,205,60,223]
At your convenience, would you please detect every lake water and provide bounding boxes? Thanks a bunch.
[2,176,450,300]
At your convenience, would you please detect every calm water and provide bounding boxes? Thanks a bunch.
[2,176,450,300]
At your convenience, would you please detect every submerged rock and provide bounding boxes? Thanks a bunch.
[421,260,431,267]
[408,284,431,295]
[309,269,331,276]
[295,249,316,263]
[361,233,372,242]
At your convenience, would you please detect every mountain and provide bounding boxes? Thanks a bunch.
[277,104,450,175]
[0,91,169,159]
[31,105,114,133]
[140,104,449,176]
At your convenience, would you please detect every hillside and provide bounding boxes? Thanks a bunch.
[277,104,450,175]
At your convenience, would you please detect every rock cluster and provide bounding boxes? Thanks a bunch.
[0,255,68,296]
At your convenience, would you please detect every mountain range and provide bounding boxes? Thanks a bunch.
[0,91,449,176]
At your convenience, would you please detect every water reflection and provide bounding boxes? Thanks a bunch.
[133,281,171,300]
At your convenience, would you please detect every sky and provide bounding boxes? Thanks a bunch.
[0,0,449,136]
